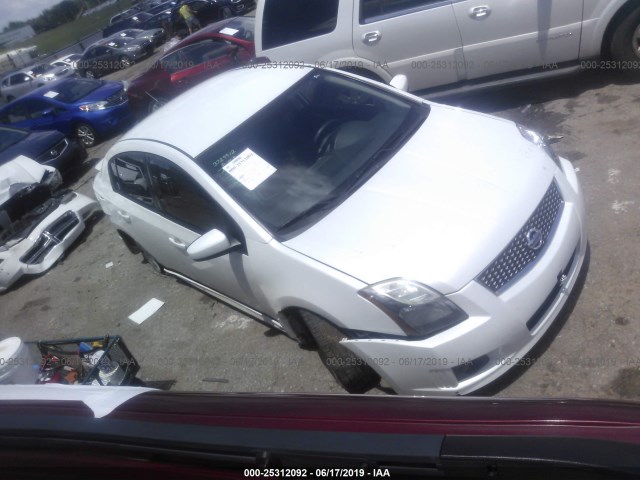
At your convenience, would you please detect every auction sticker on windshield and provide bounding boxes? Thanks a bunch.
[222,148,276,190]
[219,27,239,36]
[44,91,59,98]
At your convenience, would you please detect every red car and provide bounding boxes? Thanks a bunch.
[127,16,255,117]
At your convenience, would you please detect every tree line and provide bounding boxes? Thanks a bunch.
[3,0,119,34]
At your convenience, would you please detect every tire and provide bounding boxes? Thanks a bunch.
[610,6,640,78]
[301,310,380,393]
[74,123,98,148]
[221,7,233,19]
[141,247,164,275]
[120,56,133,69]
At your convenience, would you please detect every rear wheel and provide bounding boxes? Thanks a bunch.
[610,6,640,78]
[74,123,97,148]
[301,310,380,393]
[221,7,233,19]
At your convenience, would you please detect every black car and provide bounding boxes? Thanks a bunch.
[103,12,153,37]
[0,125,85,175]
[78,37,155,78]
[144,0,255,37]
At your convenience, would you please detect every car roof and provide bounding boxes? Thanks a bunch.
[122,66,311,158]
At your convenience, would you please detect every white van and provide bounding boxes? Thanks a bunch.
[255,0,640,93]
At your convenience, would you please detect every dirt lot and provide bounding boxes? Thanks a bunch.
[1,49,639,399]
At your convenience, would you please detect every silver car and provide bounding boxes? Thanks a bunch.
[94,66,586,395]
[0,64,75,103]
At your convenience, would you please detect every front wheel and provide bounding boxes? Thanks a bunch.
[301,310,380,393]
[74,123,97,148]
[610,6,640,79]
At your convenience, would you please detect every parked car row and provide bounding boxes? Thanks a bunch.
[104,0,255,39]
[0,17,256,154]
[0,78,134,148]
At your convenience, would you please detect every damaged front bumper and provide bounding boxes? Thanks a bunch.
[0,192,99,292]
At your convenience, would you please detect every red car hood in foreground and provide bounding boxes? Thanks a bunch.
[1,386,639,479]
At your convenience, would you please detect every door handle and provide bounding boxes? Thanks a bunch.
[469,5,491,19]
[362,31,382,45]
[168,236,187,249]
[117,210,131,222]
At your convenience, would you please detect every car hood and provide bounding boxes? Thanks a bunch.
[0,129,65,163]
[282,104,557,294]
[77,81,123,104]
[0,155,58,206]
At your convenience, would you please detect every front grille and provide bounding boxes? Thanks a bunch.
[20,211,79,264]
[106,89,127,106]
[477,182,564,294]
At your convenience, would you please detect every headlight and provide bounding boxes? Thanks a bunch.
[79,101,108,112]
[517,124,562,169]
[358,279,468,338]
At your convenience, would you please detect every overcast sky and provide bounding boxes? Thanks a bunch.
[0,0,55,31]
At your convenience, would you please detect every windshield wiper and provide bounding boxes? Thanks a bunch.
[277,194,340,234]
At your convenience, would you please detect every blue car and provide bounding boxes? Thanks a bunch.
[0,78,134,147]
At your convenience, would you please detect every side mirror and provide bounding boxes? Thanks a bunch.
[389,74,408,92]
[187,229,234,261]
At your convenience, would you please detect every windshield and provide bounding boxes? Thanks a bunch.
[0,126,28,152]
[196,70,428,236]
[46,78,103,103]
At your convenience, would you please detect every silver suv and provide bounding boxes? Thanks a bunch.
[255,0,640,94]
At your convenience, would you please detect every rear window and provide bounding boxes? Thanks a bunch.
[262,0,339,50]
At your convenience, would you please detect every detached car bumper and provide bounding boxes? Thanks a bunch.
[0,192,99,292]
[343,158,587,395]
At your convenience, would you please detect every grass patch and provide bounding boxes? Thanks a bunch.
[6,0,134,57]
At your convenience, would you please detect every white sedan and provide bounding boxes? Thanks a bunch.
[93,66,586,395]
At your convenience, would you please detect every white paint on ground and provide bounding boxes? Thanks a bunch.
[607,169,621,184]
[215,315,252,330]
[612,200,634,214]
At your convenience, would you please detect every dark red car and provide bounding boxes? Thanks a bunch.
[2,387,640,479]
[127,16,255,117]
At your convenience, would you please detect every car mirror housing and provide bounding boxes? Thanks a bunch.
[389,75,408,91]
[187,229,233,261]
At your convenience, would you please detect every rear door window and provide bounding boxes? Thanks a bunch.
[360,0,447,24]
[262,0,339,49]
